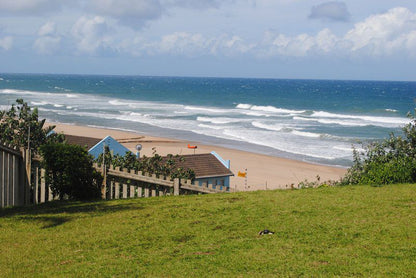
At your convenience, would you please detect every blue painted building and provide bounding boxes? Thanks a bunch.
[88,135,130,159]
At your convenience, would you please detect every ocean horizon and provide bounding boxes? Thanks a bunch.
[1,73,415,167]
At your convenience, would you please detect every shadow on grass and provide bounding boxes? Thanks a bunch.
[19,215,73,229]
[0,199,145,228]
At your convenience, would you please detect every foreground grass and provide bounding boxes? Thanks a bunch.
[1,184,415,277]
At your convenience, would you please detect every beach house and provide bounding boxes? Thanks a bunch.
[161,151,234,188]
[65,135,130,159]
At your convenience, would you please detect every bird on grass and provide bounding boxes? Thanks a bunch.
[258,229,275,235]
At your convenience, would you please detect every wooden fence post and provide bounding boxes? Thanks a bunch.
[4,151,10,207]
[144,186,149,198]
[137,185,142,197]
[40,169,46,203]
[122,183,128,199]
[48,184,53,201]
[33,166,39,204]
[24,148,31,205]
[115,182,120,199]
[129,185,135,198]
[101,163,107,200]
[0,149,4,207]
[174,178,180,196]
[109,180,114,199]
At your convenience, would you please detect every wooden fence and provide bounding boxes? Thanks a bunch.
[0,142,31,207]
[1,141,230,208]
[96,164,230,200]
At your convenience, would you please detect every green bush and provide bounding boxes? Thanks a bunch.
[0,99,63,153]
[342,111,416,185]
[40,143,102,200]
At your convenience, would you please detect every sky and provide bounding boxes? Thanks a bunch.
[0,0,416,81]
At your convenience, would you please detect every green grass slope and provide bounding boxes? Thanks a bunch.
[1,184,415,277]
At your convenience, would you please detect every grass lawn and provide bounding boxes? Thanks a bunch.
[1,184,415,277]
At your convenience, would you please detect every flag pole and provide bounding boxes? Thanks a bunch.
[245,168,247,189]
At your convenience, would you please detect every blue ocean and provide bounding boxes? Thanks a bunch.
[1,73,415,166]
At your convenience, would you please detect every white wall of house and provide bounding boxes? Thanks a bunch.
[195,176,230,189]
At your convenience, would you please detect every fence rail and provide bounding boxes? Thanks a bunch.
[95,164,230,200]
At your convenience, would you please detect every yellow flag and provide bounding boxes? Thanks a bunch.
[238,171,246,178]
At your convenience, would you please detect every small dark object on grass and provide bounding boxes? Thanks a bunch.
[259,229,275,235]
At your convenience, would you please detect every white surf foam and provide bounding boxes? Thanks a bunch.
[293,116,368,127]
[236,103,306,114]
[236,103,252,109]
[313,111,408,124]
[184,106,228,114]
[198,124,225,130]
[222,129,345,160]
[197,116,241,124]
[30,101,48,106]
[109,99,130,106]
[291,130,321,138]
[252,121,285,132]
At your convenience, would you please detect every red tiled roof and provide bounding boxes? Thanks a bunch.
[162,153,233,179]
[64,134,101,150]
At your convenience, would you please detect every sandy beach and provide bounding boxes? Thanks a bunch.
[50,123,347,191]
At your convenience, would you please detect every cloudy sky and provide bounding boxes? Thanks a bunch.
[1,0,416,80]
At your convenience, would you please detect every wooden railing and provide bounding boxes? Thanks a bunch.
[96,164,231,200]
[1,147,231,208]
[0,142,30,207]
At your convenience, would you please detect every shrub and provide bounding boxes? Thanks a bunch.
[40,143,102,200]
[341,110,416,185]
[0,99,63,153]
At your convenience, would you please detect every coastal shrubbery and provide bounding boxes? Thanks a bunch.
[0,98,63,152]
[341,111,416,185]
[1,99,100,200]
[40,143,102,200]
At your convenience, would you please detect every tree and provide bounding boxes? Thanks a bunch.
[342,110,416,185]
[40,143,102,200]
[0,99,63,152]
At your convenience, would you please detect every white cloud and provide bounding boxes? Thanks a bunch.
[344,7,416,55]
[261,29,338,57]
[71,16,113,54]
[132,32,254,57]
[315,28,338,53]
[309,1,350,22]
[86,0,231,29]
[2,2,415,62]
[261,7,416,58]
[38,22,56,36]
[0,36,13,50]
[163,0,228,9]
[87,0,162,29]
[33,36,61,54]
[33,22,60,54]
[116,7,416,59]
[158,32,207,55]
[0,0,63,14]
